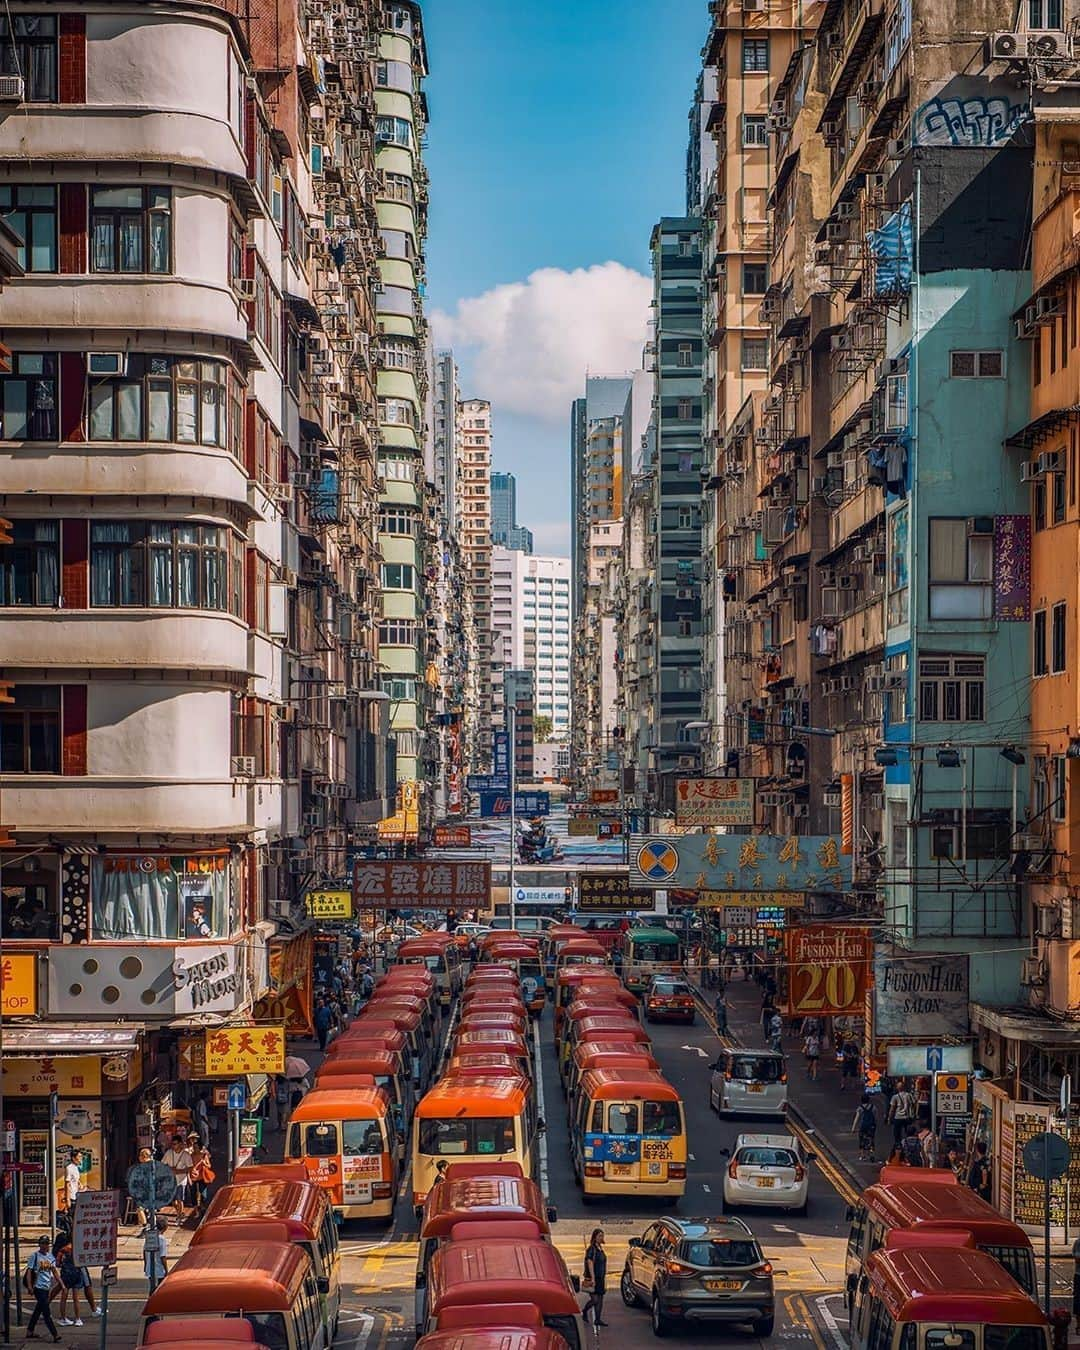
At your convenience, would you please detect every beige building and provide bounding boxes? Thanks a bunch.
[460,397,493,760]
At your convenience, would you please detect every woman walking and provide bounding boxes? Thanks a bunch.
[188,1136,215,1214]
[581,1228,608,1328]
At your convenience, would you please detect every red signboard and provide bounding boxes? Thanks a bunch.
[785,925,871,1017]
[352,860,491,910]
[590,790,619,804]
[434,826,472,848]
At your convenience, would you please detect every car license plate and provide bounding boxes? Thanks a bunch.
[756,1177,775,1188]
[610,1163,635,1177]
[706,1279,742,1291]
[747,1082,764,1092]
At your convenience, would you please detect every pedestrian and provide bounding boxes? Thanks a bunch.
[887,1079,917,1148]
[431,1160,449,1189]
[57,1238,99,1325]
[188,1136,215,1212]
[840,1039,861,1092]
[944,1144,963,1179]
[314,996,332,1052]
[194,1091,211,1141]
[967,1140,992,1201]
[581,1227,608,1328]
[714,992,729,1035]
[161,1133,193,1218]
[290,1075,309,1113]
[803,1028,821,1080]
[131,1146,153,1231]
[65,1148,82,1211]
[852,1094,878,1162]
[761,998,775,1039]
[899,1124,925,1166]
[144,1216,169,1291]
[917,1123,938,1168]
[24,1234,63,1343]
[273,1075,290,1131]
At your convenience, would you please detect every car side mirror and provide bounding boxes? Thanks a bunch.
[628,1237,642,1248]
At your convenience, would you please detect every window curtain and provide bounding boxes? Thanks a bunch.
[91,862,178,939]
[34,523,58,602]
[90,523,130,606]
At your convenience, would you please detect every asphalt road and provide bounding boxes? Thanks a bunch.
[343,998,854,1350]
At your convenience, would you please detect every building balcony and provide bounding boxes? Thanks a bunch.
[1,776,274,837]
[3,277,248,344]
[0,609,250,675]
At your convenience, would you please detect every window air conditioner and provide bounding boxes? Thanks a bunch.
[87,352,127,377]
[836,202,857,219]
[1037,450,1063,474]
[1021,956,1047,986]
[966,516,994,536]
[231,755,257,776]
[0,74,22,101]
[1029,30,1067,57]
[233,277,257,301]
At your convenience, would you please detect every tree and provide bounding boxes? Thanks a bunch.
[533,715,553,743]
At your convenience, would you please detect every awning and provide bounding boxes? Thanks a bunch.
[285,291,322,328]
[971,1002,1080,1046]
[299,415,328,445]
[1004,404,1080,451]
[4,1026,141,1057]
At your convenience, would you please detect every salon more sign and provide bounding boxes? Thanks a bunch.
[873,953,970,1040]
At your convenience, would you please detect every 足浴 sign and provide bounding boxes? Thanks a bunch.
[785,925,871,1017]
[305,889,353,920]
[0,953,37,1015]
[675,777,755,827]
[577,872,654,913]
[352,860,491,910]
[203,1025,286,1077]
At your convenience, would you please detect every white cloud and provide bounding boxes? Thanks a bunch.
[431,262,651,422]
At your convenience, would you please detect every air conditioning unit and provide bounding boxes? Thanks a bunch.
[87,352,127,377]
[966,516,994,536]
[990,30,1022,58]
[1015,318,1033,341]
[0,74,24,101]
[755,427,772,444]
[1029,30,1067,57]
[823,789,842,807]
[231,755,257,777]
[867,172,888,193]
[760,791,784,807]
[837,573,857,589]
[1036,294,1064,322]
[814,243,834,265]
[1036,906,1061,938]
[866,676,886,692]
[677,754,697,768]
[789,802,809,818]
[885,138,906,158]
[302,809,323,830]
[827,451,844,469]
[232,277,257,301]
[770,98,787,115]
[831,333,851,351]
[768,113,790,131]
[1020,461,1039,482]
[292,470,311,488]
[826,222,849,241]
[273,483,294,502]
[1021,956,1048,987]
[858,79,881,104]
[742,0,764,11]
[883,672,906,690]
[1037,450,1063,475]
[1015,832,1046,852]
[867,792,885,811]
[839,675,858,690]
[836,201,857,219]
[822,120,842,143]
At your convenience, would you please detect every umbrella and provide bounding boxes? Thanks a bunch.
[285,1055,311,1080]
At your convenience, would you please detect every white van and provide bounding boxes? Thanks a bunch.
[709,1049,788,1117]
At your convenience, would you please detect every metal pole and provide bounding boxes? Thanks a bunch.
[97,1269,108,1350]
[47,1091,57,1246]
[509,706,517,930]
[1046,1131,1053,1316]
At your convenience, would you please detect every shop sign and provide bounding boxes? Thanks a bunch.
[675,777,755,827]
[72,1189,119,1266]
[873,953,970,1039]
[718,906,788,927]
[434,826,472,847]
[239,1118,263,1149]
[178,1034,207,1080]
[785,925,871,1017]
[590,789,619,804]
[3,1056,101,1098]
[577,872,654,913]
[994,514,1031,621]
[695,891,803,909]
[171,945,239,1014]
[568,815,603,837]
[57,1100,103,1192]
[352,860,491,910]
[203,1025,286,1077]
[305,889,353,920]
[48,943,240,1017]
[0,953,36,1015]
[631,835,850,892]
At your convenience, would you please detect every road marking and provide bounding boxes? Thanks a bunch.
[689,1152,696,1161]
[681,1044,709,1057]
[790,1293,827,1350]
[786,1116,858,1207]
[815,1293,848,1350]
[534,1017,550,1193]
[702,1183,711,1193]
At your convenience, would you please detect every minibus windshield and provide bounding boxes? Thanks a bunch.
[643,1100,681,1135]
[418,1117,515,1155]
[343,1120,384,1155]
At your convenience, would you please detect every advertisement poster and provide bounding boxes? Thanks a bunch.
[578,873,654,912]
[4,1056,101,1098]
[434,826,472,847]
[305,889,353,919]
[675,777,755,827]
[994,514,1031,622]
[873,953,969,1039]
[57,1099,103,1192]
[0,953,37,1015]
[181,874,215,938]
[785,925,871,1017]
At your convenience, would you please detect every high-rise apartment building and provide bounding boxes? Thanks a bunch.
[570,375,632,627]
[490,471,533,553]
[461,397,493,761]
[0,0,394,1203]
[491,550,572,740]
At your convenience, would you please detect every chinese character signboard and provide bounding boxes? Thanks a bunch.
[785,925,871,1016]
[675,778,755,827]
[994,514,1031,621]
[493,730,510,778]
[204,1025,286,1077]
[434,825,472,847]
[72,1190,119,1266]
[873,953,969,1040]
[630,835,851,892]
[1,953,37,1015]
[578,872,654,912]
[304,889,353,920]
[718,905,789,927]
[695,891,803,909]
[516,791,551,816]
[352,860,492,911]
[568,815,603,837]
[467,774,509,792]
[590,789,619,804]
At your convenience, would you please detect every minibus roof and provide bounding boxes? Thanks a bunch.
[556,967,619,986]
[364,993,425,1012]
[379,966,436,984]
[397,939,451,957]
[417,1076,530,1116]
[141,1242,309,1316]
[566,999,632,1020]
[140,1316,260,1342]
[579,1068,680,1100]
[232,1162,308,1184]
[461,992,528,1011]
[443,1161,525,1181]
[866,1247,1048,1324]
[288,1085,390,1121]
[449,1219,546,1243]
[428,1240,578,1317]
[328,1028,407,1054]
[625,926,680,941]
[863,1181,1032,1247]
[446,1052,521,1073]
[574,1017,648,1041]
[200,1180,329,1237]
[141,1343,270,1350]
[453,1029,528,1050]
[459,1012,528,1029]
[190,1219,293,1249]
[436,1304,542,1331]
[315,1050,398,1076]
[421,1173,550,1237]
[574,1046,660,1073]
[558,939,606,956]
[354,1009,421,1032]
[418,1326,562,1350]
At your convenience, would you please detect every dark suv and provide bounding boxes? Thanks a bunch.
[620,1215,775,1337]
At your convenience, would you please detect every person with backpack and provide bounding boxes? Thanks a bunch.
[900,1124,925,1166]
[840,1039,861,1091]
[852,1094,878,1162]
[24,1234,63,1343]
[887,1079,917,1147]
[803,1028,822,1080]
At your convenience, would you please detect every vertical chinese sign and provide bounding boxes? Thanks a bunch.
[994,514,1031,621]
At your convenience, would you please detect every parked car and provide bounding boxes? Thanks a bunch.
[709,1049,788,1118]
[720,1133,812,1215]
[620,1215,774,1337]
[644,976,696,1024]
[488,914,558,934]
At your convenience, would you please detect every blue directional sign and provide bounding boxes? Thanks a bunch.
[887,1044,973,1076]
[467,774,509,793]
[516,792,551,816]
[227,1081,247,1112]
[493,730,510,778]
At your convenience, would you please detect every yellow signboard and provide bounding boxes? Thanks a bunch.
[697,891,804,908]
[3,1056,101,1098]
[204,1025,286,1077]
[305,889,353,919]
[0,953,37,1015]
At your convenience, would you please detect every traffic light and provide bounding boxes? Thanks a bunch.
[0,517,11,545]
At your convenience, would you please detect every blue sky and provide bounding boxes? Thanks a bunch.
[423,0,709,555]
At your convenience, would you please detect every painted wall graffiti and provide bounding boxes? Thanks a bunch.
[914,91,1031,147]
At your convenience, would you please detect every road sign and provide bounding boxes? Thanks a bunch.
[73,1189,119,1266]
[125,1160,174,1210]
[227,1081,247,1112]
[1023,1131,1070,1180]
[887,1044,973,1076]
[101,1264,118,1287]
[934,1072,970,1116]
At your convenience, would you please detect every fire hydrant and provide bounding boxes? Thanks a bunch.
[1052,1307,1070,1350]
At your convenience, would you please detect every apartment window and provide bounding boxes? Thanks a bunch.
[90,522,236,611]
[90,187,171,274]
[743,115,769,147]
[677,342,694,367]
[91,355,232,448]
[379,397,418,428]
[0,15,56,102]
[0,521,58,605]
[917,655,985,723]
[0,685,59,773]
[1052,755,1067,822]
[678,618,693,636]
[742,337,769,370]
[928,518,993,619]
[949,350,1004,378]
[380,562,415,590]
[742,37,770,71]
[1053,470,1066,524]
[1052,600,1067,672]
[1034,479,1047,531]
[379,619,417,645]
[743,262,768,295]
[1033,755,1049,819]
[677,397,693,421]
[886,374,908,429]
[678,233,693,256]
[382,675,417,702]
[0,354,57,441]
[0,186,56,272]
[382,171,415,206]
[378,507,417,535]
[375,115,411,149]
[254,261,282,367]
[1029,0,1063,26]
[378,455,415,482]
[1034,608,1048,676]
[381,338,416,371]
[678,506,694,529]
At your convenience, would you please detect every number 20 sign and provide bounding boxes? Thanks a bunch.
[785,925,871,1017]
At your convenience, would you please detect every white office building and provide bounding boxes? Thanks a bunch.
[491,550,572,738]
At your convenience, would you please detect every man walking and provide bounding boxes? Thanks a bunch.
[25,1234,62,1342]
[887,1079,917,1150]
[967,1141,992,1201]
[714,992,728,1035]
[314,996,332,1052]
[65,1148,82,1211]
